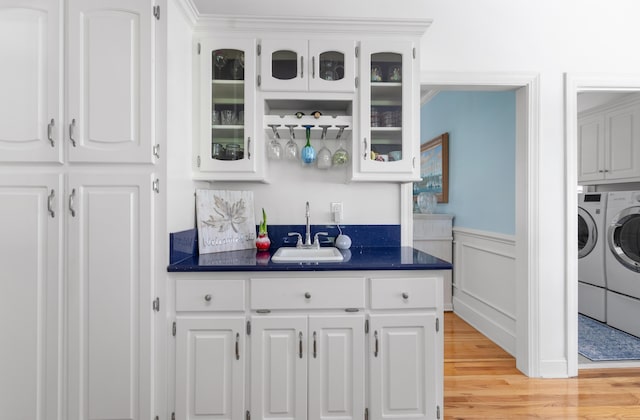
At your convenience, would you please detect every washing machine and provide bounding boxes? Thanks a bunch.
[605,190,640,338]
[578,192,608,322]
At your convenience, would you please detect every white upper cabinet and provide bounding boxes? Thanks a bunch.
[355,40,419,181]
[67,0,154,163]
[195,37,262,181]
[0,1,62,163]
[259,39,356,93]
[578,96,640,184]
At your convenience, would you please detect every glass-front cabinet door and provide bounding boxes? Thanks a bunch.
[356,40,418,181]
[260,39,356,93]
[197,38,261,180]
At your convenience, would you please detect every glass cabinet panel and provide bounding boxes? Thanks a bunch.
[271,50,298,81]
[369,52,403,163]
[197,38,259,180]
[211,48,245,161]
[318,51,345,81]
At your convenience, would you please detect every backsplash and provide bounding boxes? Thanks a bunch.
[169,224,400,264]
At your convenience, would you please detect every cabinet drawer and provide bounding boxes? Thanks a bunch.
[250,277,365,310]
[176,279,245,312]
[370,277,438,309]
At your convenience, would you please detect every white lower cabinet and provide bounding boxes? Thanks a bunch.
[251,315,365,420]
[173,273,443,420]
[369,314,437,420]
[176,317,246,420]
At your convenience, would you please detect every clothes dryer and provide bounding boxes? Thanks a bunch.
[605,190,640,337]
[578,192,608,322]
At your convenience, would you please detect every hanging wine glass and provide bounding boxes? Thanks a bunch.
[332,125,350,166]
[301,125,316,165]
[267,124,283,160]
[232,52,245,80]
[284,124,299,161]
[316,125,332,169]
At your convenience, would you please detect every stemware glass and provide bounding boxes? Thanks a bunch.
[284,124,299,161]
[316,125,332,169]
[267,124,282,160]
[332,125,350,166]
[214,50,228,78]
[301,125,316,165]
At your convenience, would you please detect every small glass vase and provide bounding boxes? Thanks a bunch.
[255,233,271,251]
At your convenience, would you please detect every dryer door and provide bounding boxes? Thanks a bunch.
[578,207,597,258]
[608,206,640,271]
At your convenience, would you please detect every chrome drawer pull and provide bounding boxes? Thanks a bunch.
[204,294,212,302]
[299,331,303,358]
[313,331,317,358]
[235,333,240,360]
[402,292,409,300]
[304,292,311,299]
[374,330,379,357]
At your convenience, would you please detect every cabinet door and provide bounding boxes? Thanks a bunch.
[67,172,154,420]
[176,317,245,420]
[369,314,437,420]
[259,39,308,91]
[356,41,417,181]
[197,38,261,180]
[308,40,356,93]
[0,0,62,162]
[308,315,365,420]
[251,316,308,420]
[0,174,62,420]
[67,0,154,163]
[606,104,640,180]
[578,113,605,182]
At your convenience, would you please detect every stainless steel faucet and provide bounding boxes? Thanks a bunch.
[287,201,327,249]
[305,201,312,246]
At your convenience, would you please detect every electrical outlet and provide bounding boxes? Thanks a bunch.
[331,202,343,223]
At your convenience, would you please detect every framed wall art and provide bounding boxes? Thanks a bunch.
[195,189,256,254]
[414,132,449,203]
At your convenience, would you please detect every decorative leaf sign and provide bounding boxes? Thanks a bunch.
[196,189,256,254]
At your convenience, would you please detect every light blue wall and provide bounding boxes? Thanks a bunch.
[420,91,516,235]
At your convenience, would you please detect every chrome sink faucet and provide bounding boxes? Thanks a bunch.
[287,201,327,248]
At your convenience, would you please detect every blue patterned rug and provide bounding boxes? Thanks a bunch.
[579,314,640,361]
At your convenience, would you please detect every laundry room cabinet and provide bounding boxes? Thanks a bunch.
[578,96,640,184]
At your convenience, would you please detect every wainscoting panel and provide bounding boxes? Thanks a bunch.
[453,227,517,356]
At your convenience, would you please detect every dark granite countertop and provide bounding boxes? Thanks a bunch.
[167,225,452,272]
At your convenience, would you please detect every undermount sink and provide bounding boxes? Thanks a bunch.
[271,247,344,263]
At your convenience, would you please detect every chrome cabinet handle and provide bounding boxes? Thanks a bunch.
[69,188,76,217]
[363,138,368,159]
[47,189,55,218]
[153,144,160,159]
[235,333,240,360]
[402,292,409,299]
[299,331,303,358]
[47,118,55,147]
[313,331,317,358]
[204,294,212,302]
[247,137,251,160]
[312,56,315,78]
[300,56,304,79]
[304,292,311,299]
[69,119,77,147]
[374,330,379,357]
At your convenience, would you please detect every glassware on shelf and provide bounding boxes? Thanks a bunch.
[301,125,316,165]
[213,50,228,79]
[284,124,299,161]
[232,52,245,80]
[388,65,402,82]
[316,125,332,169]
[371,65,382,82]
[267,124,283,160]
[221,110,235,125]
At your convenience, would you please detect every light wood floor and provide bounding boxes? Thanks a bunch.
[444,312,640,419]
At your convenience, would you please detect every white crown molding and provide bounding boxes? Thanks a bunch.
[420,88,439,105]
[190,14,431,36]
[173,0,199,26]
